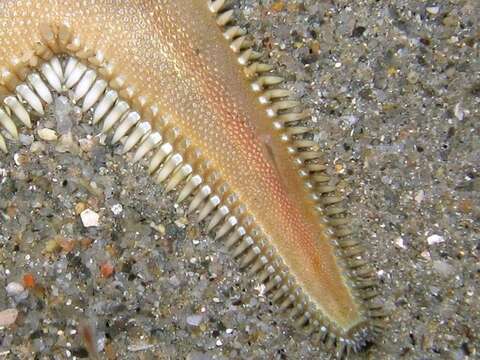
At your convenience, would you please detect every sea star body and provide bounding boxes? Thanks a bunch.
[0,1,384,356]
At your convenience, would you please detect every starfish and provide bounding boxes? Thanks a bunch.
[0,0,385,357]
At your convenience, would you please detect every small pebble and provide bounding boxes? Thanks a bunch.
[343,115,358,127]
[100,262,114,278]
[407,71,419,84]
[5,282,24,297]
[454,102,465,121]
[37,128,58,141]
[150,222,166,235]
[128,344,156,352]
[415,190,425,204]
[75,202,87,215]
[79,138,95,152]
[426,6,440,15]
[30,141,46,153]
[56,133,77,153]
[427,234,444,245]
[186,314,203,326]
[433,260,455,277]
[55,96,73,134]
[13,153,28,166]
[111,203,123,215]
[80,209,100,227]
[169,275,180,287]
[174,217,188,229]
[19,134,34,146]
[22,273,36,289]
[186,351,210,360]
[430,286,441,296]
[0,308,18,327]
[394,237,407,249]
[420,250,432,261]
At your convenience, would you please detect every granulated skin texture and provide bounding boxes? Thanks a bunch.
[0,0,365,340]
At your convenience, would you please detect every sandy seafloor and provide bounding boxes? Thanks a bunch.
[0,1,479,359]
